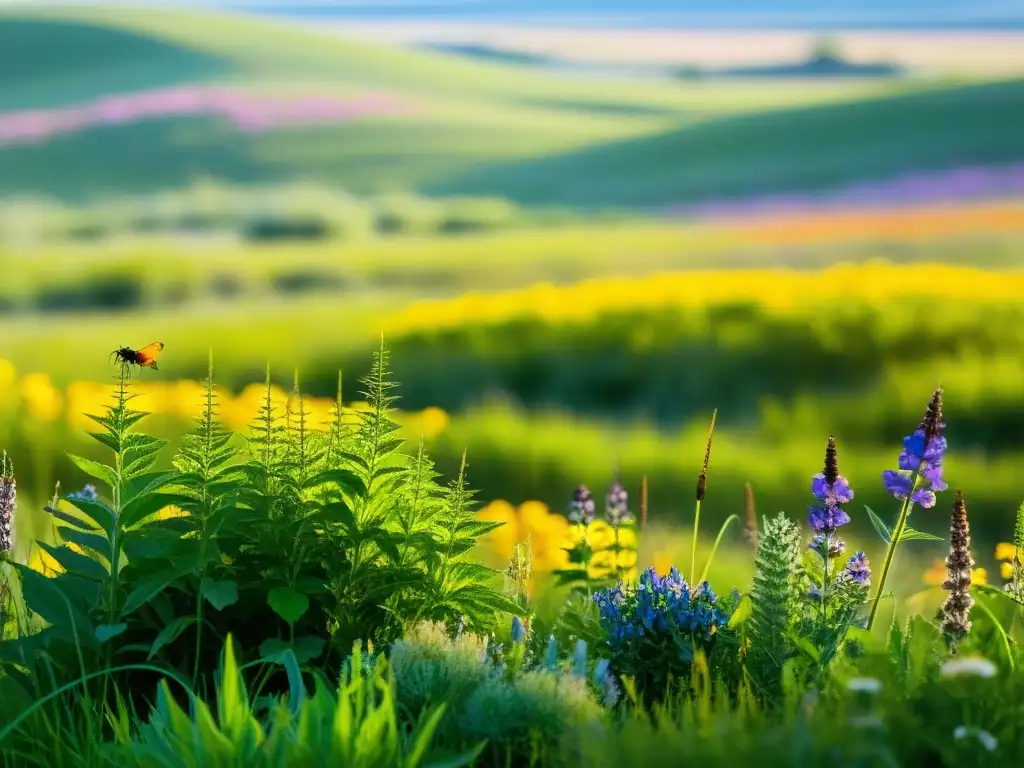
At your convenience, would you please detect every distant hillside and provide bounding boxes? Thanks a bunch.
[0,6,1021,209]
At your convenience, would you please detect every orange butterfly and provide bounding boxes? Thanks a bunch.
[110,342,165,372]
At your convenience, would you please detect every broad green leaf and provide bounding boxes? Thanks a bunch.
[259,635,325,665]
[37,541,108,582]
[307,468,368,498]
[120,556,200,619]
[124,471,179,501]
[57,528,111,562]
[898,527,944,543]
[121,492,193,530]
[66,454,118,490]
[65,496,115,538]
[267,587,309,626]
[148,616,196,660]
[318,501,358,533]
[727,595,753,628]
[864,506,892,544]
[202,579,239,611]
[95,623,128,643]
[11,565,95,643]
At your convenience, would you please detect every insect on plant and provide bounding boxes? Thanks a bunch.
[110,342,165,375]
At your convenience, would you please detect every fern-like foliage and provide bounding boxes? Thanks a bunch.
[746,512,803,700]
[417,453,520,634]
[170,353,247,683]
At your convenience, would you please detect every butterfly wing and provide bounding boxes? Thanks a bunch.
[134,342,165,369]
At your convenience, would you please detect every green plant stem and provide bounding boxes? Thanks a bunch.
[697,514,738,585]
[690,499,702,585]
[867,494,916,631]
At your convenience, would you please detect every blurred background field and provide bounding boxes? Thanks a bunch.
[1,0,1023,600]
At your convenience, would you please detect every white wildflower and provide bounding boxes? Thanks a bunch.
[846,677,883,695]
[954,725,998,752]
[940,657,997,679]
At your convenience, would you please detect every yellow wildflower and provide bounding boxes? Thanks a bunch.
[20,372,62,422]
[1002,562,1014,580]
[0,359,16,394]
[995,542,1018,562]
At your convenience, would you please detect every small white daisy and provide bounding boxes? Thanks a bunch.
[954,725,998,752]
[940,657,997,679]
[846,677,883,695]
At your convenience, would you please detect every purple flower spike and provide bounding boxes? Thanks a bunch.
[811,473,854,504]
[883,389,948,509]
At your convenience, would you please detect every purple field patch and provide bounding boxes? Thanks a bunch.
[667,163,1024,221]
[0,86,412,148]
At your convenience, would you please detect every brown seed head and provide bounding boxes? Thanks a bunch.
[743,482,758,549]
[696,408,717,502]
[940,489,974,647]
[823,436,839,487]
[919,388,944,443]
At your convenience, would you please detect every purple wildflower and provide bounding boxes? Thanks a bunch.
[883,389,947,509]
[810,533,845,558]
[568,485,596,525]
[807,437,854,556]
[0,458,14,557]
[605,479,632,525]
[842,552,872,587]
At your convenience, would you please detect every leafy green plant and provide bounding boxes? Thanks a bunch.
[0,342,517,719]
[121,634,480,768]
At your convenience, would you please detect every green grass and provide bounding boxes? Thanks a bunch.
[429,78,1024,207]
[0,7,1009,205]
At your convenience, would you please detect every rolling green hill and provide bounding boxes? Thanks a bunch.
[0,6,1019,206]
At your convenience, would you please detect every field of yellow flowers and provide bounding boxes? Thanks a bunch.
[381,260,1024,336]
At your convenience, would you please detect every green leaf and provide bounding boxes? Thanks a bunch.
[307,468,367,498]
[95,623,128,643]
[11,565,95,643]
[124,471,179,501]
[36,541,109,583]
[864,506,892,544]
[148,616,196,660]
[66,454,118,490]
[56,528,111,562]
[121,492,192,530]
[267,587,309,626]
[727,595,753,628]
[66,496,115,538]
[898,527,944,543]
[259,635,325,665]
[318,501,358,534]
[120,556,200,620]
[202,579,239,611]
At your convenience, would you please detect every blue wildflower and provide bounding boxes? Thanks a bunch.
[70,484,98,502]
[510,616,526,645]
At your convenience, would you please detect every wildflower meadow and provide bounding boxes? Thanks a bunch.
[0,342,1022,768]
[3,4,1024,766]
